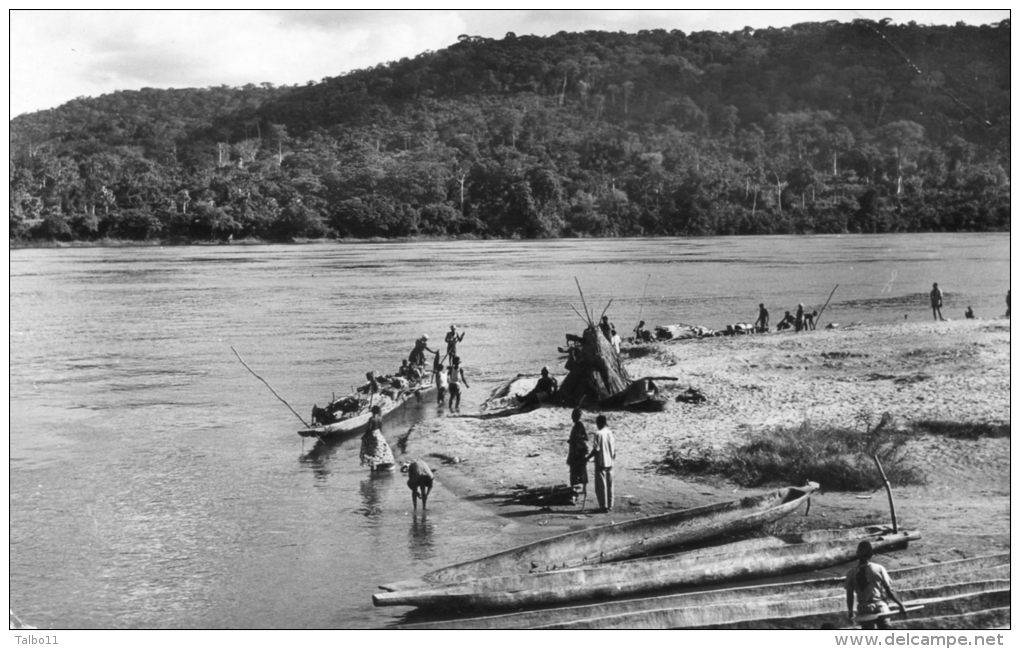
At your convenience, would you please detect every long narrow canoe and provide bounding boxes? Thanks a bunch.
[544,579,1006,630]
[397,553,1009,629]
[380,482,818,591]
[298,379,435,441]
[704,588,1011,631]
[374,526,916,611]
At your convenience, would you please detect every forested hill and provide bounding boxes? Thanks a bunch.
[9,19,1011,243]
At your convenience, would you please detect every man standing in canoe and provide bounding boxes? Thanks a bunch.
[587,414,617,512]
[409,334,436,367]
[846,540,907,629]
[444,325,465,360]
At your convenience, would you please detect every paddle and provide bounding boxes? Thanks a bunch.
[856,604,923,622]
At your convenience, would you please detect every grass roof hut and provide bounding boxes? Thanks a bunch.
[557,280,663,411]
[557,324,630,407]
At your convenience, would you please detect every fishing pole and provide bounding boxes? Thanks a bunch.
[637,273,651,323]
[231,346,310,427]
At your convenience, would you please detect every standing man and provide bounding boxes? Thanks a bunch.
[566,408,589,508]
[444,325,465,360]
[447,355,469,413]
[434,362,448,407]
[755,303,770,333]
[586,414,617,512]
[930,283,945,321]
[846,540,907,629]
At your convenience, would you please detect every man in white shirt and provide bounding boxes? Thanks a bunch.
[587,414,617,512]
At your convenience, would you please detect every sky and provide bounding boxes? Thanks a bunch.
[8,8,1011,117]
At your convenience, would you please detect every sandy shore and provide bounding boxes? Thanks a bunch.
[402,318,1011,568]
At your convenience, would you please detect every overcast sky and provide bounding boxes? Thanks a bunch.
[9,8,1010,117]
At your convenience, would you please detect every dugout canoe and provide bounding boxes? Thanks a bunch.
[396,553,1009,629]
[298,376,435,442]
[547,578,1005,629]
[379,482,819,592]
[375,527,918,611]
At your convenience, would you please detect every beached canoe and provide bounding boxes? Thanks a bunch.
[375,525,915,611]
[397,553,1009,629]
[379,483,818,592]
[298,376,435,441]
[551,579,1006,630]
[374,526,917,611]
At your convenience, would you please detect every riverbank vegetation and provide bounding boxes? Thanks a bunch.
[658,413,925,490]
[10,19,1009,244]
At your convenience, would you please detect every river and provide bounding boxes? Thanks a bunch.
[8,233,1010,629]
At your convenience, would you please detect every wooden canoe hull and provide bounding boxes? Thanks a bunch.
[381,483,819,591]
[396,553,1009,629]
[374,526,914,611]
[298,382,435,441]
[553,580,1008,630]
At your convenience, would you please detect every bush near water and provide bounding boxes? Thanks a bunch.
[661,410,1011,490]
[10,20,1009,244]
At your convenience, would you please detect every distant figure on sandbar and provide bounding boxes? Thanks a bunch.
[755,303,770,333]
[404,459,434,510]
[566,408,589,508]
[930,283,945,321]
[360,405,395,472]
[965,306,975,319]
[586,414,617,513]
[845,540,907,630]
[795,303,806,332]
[776,311,795,331]
[804,310,818,330]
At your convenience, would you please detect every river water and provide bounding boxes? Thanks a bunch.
[8,234,1010,629]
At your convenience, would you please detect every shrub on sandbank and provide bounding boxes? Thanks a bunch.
[659,413,924,490]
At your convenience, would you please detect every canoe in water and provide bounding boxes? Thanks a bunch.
[298,377,435,442]
[374,526,918,611]
[379,483,818,592]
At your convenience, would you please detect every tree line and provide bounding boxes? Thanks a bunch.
[9,19,1010,244]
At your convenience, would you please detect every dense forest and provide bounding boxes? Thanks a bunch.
[9,19,1011,243]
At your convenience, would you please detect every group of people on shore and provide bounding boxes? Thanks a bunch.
[359,325,471,505]
[760,302,817,333]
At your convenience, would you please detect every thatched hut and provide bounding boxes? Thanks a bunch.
[556,325,632,407]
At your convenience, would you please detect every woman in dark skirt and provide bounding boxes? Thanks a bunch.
[566,408,589,508]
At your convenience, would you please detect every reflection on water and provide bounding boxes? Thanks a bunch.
[408,511,435,562]
[357,474,393,520]
[8,234,1009,629]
